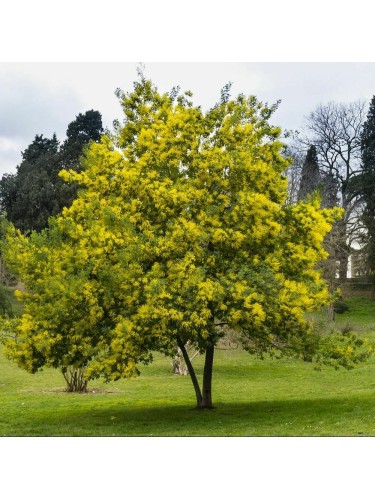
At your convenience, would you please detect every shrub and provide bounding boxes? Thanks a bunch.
[334,300,349,314]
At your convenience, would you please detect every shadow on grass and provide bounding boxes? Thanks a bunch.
[12,392,375,437]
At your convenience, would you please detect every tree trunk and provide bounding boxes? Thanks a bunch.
[176,335,216,409]
[336,216,349,279]
[176,336,202,407]
[338,253,349,279]
[327,303,335,322]
[62,366,88,392]
[198,342,215,409]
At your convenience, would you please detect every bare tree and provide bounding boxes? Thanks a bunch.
[283,141,304,205]
[301,100,367,278]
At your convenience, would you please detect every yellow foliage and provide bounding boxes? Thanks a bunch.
[0,76,345,382]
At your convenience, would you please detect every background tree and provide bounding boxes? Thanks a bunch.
[1,78,370,408]
[53,110,104,214]
[60,109,104,168]
[302,101,367,278]
[293,144,339,319]
[0,110,103,233]
[283,142,304,205]
[0,134,60,232]
[297,145,321,201]
[352,95,375,297]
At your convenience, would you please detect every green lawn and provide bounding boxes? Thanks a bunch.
[1,296,375,436]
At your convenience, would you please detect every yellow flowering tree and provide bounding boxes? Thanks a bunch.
[1,220,113,391]
[1,77,370,405]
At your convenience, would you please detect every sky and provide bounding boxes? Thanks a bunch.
[2,62,375,176]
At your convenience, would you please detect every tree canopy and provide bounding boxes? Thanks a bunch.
[1,77,370,408]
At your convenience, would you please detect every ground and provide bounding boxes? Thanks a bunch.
[1,294,375,436]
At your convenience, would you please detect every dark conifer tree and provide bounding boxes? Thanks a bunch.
[0,111,103,233]
[0,134,61,232]
[297,145,321,201]
[54,110,104,211]
[359,95,375,294]
[59,109,103,170]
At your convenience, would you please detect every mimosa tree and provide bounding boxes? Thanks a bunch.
[1,76,370,406]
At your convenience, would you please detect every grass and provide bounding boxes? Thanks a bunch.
[1,295,375,436]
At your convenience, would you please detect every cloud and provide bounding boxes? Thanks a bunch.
[2,62,375,177]
[0,68,82,140]
[0,137,19,153]
[0,65,92,175]
[0,136,23,173]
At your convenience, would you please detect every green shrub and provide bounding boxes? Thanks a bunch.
[334,300,349,314]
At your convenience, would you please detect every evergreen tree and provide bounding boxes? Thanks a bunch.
[359,95,375,294]
[297,145,321,201]
[0,134,61,232]
[60,109,103,170]
[54,110,104,211]
[0,111,103,233]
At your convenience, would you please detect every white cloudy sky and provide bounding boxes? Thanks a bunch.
[1,61,375,176]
